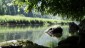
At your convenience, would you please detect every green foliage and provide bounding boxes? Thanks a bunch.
[13,0,85,21]
[13,0,38,12]
[0,15,71,26]
[0,15,53,25]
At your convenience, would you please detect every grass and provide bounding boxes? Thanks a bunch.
[0,15,72,26]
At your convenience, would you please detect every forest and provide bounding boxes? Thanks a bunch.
[0,0,85,48]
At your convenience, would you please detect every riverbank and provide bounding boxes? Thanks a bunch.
[0,40,48,48]
[0,15,71,26]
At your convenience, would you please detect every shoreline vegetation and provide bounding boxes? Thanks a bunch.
[0,15,72,26]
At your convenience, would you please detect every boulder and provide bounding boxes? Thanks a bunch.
[79,19,85,34]
[46,26,63,38]
[54,19,85,48]
[57,36,79,48]
[78,19,85,48]
[69,22,79,35]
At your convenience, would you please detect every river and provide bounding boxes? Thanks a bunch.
[0,24,69,48]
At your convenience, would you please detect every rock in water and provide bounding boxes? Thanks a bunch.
[46,26,63,38]
[69,22,79,35]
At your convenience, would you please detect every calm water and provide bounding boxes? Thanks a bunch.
[0,25,69,48]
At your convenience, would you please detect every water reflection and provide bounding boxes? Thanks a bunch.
[0,25,69,47]
[0,25,48,41]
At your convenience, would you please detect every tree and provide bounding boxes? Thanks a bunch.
[13,0,85,21]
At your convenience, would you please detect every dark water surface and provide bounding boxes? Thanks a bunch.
[0,25,69,48]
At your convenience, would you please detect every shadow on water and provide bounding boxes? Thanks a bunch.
[0,24,69,48]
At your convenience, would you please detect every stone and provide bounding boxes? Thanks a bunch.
[57,36,79,48]
[46,26,63,38]
[69,22,79,35]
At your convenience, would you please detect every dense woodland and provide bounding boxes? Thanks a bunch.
[13,0,85,21]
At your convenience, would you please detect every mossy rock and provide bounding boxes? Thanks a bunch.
[0,40,48,48]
